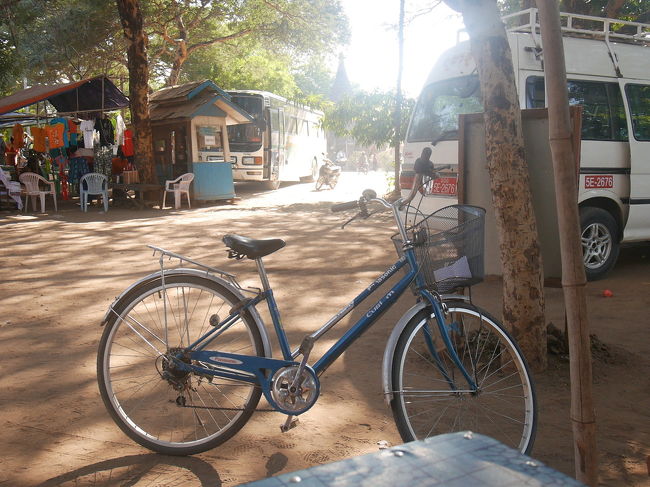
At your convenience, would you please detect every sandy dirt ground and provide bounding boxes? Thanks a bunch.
[1,173,649,486]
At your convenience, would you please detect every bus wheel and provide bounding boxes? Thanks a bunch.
[580,207,620,281]
[263,176,280,190]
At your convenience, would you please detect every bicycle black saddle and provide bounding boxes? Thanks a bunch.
[222,234,286,259]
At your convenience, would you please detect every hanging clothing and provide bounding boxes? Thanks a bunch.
[79,120,95,149]
[46,124,65,149]
[68,157,91,185]
[49,117,69,147]
[115,114,126,146]
[30,126,47,153]
[94,117,114,147]
[68,120,79,147]
[122,129,134,157]
[12,124,25,149]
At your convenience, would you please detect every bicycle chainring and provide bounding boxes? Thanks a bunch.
[270,366,319,414]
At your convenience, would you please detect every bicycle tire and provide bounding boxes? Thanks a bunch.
[97,274,264,455]
[390,303,537,454]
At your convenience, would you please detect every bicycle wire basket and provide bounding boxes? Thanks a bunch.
[392,204,486,293]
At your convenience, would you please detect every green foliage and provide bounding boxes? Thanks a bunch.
[4,0,126,84]
[0,0,347,102]
[322,90,415,149]
[498,0,647,21]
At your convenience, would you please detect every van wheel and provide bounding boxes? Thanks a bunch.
[580,207,620,281]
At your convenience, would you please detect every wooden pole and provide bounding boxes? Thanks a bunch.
[535,2,598,484]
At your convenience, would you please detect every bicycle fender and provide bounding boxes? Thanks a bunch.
[102,268,273,359]
[381,301,429,406]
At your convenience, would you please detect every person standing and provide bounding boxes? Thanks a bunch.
[0,134,7,165]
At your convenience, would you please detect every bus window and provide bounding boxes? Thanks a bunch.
[270,109,280,132]
[526,76,628,141]
[625,84,650,141]
[407,75,482,143]
[287,117,297,134]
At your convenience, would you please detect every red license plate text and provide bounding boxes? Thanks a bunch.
[584,175,613,189]
[429,177,457,196]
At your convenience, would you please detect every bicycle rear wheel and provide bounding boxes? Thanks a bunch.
[97,274,264,455]
[390,303,537,454]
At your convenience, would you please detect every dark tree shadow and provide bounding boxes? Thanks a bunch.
[34,454,220,487]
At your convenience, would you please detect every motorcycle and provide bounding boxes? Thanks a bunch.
[315,155,341,190]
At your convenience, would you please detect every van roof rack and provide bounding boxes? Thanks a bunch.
[503,8,650,77]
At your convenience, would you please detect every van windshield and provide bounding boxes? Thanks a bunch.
[407,75,482,143]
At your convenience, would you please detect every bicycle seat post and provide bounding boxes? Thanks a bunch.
[254,257,272,292]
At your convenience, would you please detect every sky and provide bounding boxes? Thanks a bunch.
[337,1,465,98]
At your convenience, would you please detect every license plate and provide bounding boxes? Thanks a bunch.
[584,175,613,189]
[428,177,457,196]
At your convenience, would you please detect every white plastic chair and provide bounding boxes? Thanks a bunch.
[0,169,22,210]
[79,172,109,212]
[163,173,194,209]
[19,172,57,213]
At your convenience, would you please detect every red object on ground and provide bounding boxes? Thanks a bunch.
[602,289,613,297]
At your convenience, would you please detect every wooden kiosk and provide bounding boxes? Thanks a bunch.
[149,80,253,201]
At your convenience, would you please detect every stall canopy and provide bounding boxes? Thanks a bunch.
[0,76,129,116]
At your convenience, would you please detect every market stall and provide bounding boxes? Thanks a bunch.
[0,76,129,210]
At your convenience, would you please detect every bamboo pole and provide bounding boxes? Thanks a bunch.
[535,2,598,484]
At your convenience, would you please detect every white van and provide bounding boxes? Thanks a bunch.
[401,9,650,280]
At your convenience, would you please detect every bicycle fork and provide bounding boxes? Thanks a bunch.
[420,290,478,391]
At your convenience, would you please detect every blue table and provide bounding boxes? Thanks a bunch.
[238,432,584,487]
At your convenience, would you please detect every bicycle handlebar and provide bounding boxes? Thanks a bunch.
[331,200,360,213]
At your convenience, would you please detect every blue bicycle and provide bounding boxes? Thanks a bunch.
[97,189,537,456]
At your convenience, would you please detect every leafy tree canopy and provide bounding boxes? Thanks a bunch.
[0,0,349,100]
[322,90,415,149]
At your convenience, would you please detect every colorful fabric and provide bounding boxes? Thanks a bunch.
[12,124,24,149]
[30,126,47,152]
[47,124,65,149]
[50,117,69,147]
[122,129,134,156]
[68,120,79,146]
[68,157,91,185]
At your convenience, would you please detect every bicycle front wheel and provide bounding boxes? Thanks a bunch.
[97,274,265,455]
[391,303,537,454]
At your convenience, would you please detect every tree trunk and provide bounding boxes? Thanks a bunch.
[446,0,547,370]
[116,0,155,185]
[393,0,405,193]
[536,2,598,484]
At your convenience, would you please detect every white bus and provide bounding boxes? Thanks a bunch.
[227,90,326,189]
[401,9,650,280]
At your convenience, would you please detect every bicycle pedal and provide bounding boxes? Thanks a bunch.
[280,416,299,433]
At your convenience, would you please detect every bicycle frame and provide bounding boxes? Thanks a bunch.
[171,199,478,414]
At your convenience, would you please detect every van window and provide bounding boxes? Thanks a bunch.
[625,84,650,141]
[407,75,482,143]
[525,76,628,141]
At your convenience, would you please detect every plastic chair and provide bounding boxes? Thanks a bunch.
[163,173,194,209]
[0,169,22,210]
[79,172,109,212]
[19,172,57,213]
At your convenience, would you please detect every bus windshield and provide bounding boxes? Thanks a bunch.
[228,94,264,151]
[407,75,482,143]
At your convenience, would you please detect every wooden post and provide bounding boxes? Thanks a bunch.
[535,2,598,484]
